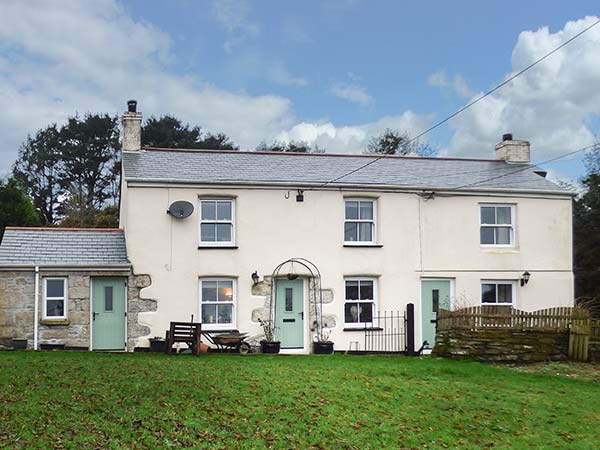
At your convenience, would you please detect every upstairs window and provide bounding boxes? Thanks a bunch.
[480,204,514,246]
[200,199,235,246]
[44,278,67,319]
[344,199,375,244]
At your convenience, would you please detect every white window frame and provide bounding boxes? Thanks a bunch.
[199,278,236,331]
[199,198,236,247]
[344,198,376,245]
[43,277,68,320]
[480,280,517,306]
[343,277,377,328]
[479,204,515,248]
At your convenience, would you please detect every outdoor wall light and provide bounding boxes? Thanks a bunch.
[520,271,531,286]
[296,190,304,202]
[251,271,260,286]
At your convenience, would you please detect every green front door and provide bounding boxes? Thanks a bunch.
[92,278,126,350]
[275,279,304,349]
[421,280,451,350]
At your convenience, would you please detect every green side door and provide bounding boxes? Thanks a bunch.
[274,279,304,349]
[421,280,451,350]
[92,278,126,350]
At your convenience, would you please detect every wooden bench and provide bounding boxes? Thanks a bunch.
[165,321,202,355]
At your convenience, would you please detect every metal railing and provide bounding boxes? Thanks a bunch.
[363,310,406,353]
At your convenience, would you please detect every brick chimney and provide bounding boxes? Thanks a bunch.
[122,100,142,152]
[495,133,530,163]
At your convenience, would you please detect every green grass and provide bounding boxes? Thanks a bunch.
[0,352,598,449]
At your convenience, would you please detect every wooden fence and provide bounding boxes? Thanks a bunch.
[436,306,580,331]
[436,306,592,362]
[591,319,600,341]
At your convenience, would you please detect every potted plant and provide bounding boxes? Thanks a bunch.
[12,338,27,350]
[149,336,166,353]
[258,318,280,354]
[312,327,334,354]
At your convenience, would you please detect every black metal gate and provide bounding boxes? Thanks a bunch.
[363,310,406,353]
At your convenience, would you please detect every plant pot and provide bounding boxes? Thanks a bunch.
[260,340,281,354]
[199,342,210,353]
[12,339,27,350]
[313,341,334,354]
[149,339,166,353]
[40,343,65,351]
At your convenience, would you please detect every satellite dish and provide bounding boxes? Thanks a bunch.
[167,201,194,219]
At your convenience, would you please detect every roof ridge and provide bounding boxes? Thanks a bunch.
[5,227,123,232]
[140,146,503,163]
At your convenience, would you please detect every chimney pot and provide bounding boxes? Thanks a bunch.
[127,99,137,112]
[502,133,513,142]
[122,100,142,152]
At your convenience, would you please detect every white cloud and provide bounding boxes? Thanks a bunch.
[266,61,308,87]
[0,0,293,172]
[445,16,600,162]
[428,69,474,98]
[212,0,259,53]
[330,82,374,107]
[0,0,431,174]
[275,111,434,153]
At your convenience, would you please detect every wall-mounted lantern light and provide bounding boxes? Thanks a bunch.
[520,271,531,286]
[251,271,260,286]
[296,190,304,202]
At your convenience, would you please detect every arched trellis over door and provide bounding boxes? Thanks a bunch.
[269,258,326,342]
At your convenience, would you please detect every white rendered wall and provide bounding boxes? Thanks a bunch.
[123,183,574,351]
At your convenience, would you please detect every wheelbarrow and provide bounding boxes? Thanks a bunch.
[202,331,254,354]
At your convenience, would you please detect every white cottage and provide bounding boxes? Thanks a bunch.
[0,101,574,352]
[119,102,573,353]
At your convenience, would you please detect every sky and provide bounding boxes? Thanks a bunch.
[0,0,599,183]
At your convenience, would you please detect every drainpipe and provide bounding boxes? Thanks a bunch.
[34,266,39,350]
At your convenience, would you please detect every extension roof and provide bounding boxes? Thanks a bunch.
[122,147,570,195]
[0,228,130,268]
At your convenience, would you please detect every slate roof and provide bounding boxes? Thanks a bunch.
[122,148,570,194]
[0,228,130,268]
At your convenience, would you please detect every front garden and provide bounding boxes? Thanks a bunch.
[0,352,598,449]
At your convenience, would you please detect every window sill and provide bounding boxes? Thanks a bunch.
[480,245,517,250]
[40,319,70,326]
[343,327,383,332]
[198,246,239,250]
[343,244,383,248]
[202,329,240,334]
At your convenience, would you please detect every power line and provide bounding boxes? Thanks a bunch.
[321,17,600,187]
[452,142,599,191]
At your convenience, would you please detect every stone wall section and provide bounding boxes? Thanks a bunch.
[0,271,35,349]
[127,273,157,349]
[38,272,90,348]
[0,270,156,350]
[432,329,570,363]
[589,341,600,364]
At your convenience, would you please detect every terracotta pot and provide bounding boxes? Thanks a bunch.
[199,342,210,353]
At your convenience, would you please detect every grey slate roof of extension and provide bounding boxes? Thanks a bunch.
[122,148,570,194]
[0,228,130,268]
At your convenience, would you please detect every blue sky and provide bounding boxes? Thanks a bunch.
[1,0,599,182]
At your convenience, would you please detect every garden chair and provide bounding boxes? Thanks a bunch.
[165,321,202,355]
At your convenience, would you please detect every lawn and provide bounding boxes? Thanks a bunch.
[0,352,598,449]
